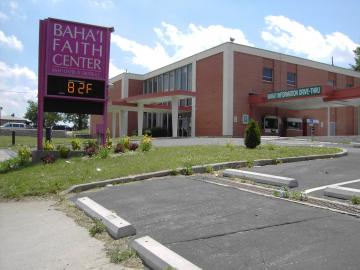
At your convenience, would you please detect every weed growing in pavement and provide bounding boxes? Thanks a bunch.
[352,196,360,205]
[109,248,137,264]
[89,219,106,237]
[273,190,281,197]
[205,166,214,174]
[274,159,283,165]
[170,168,179,175]
[183,163,193,176]
[246,160,254,168]
[290,191,308,201]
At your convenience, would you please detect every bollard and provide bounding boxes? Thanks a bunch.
[45,127,52,142]
[12,131,15,145]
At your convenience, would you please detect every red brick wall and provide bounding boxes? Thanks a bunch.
[127,79,143,135]
[195,53,223,136]
[234,52,358,136]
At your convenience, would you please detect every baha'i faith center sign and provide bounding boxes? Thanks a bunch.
[37,18,113,149]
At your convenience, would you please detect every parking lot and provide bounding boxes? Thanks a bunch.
[73,175,360,270]
[240,144,360,199]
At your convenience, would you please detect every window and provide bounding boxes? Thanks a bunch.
[153,77,157,93]
[158,75,163,92]
[263,67,273,82]
[264,118,278,129]
[148,79,153,93]
[144,81,148,94]
[346,83,354,88]
[287,72,296,86]
[187,64,192,90]
[181,66,187,90]
[286,118,302,130]
[327,80,336,87]
[164,73,169,91]
[175,68,181,90]
[169,71,175,90]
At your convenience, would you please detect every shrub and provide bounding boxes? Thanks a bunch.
[89,219,106,237]
[18,146,31,165]
[273,190,281,197]
[41,154,56,164]
[83,140,98,156]
[85,146,97,157]
[119,136,130,150]
[58,145,70,159]
[352,196,360,205]
[96,147,110,159]
[71,139,81,151]
[143,129,152,136]
[43,140,55,151]
[114,143,125,153]
[106,128,112,149]
[244,119,261,149]
[246,160,254,168]
[140,135,152,152]
[129,142,138,151]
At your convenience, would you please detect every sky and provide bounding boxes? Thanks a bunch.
[0,0,359,118]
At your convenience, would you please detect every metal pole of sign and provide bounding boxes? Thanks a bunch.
[12,131,15,145]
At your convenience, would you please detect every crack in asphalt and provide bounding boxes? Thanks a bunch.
[163,214,332,245]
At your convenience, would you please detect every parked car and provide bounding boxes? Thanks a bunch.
[51,125,73,131]
[0,122,27,129]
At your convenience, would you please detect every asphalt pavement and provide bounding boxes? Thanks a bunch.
[72,176,360,270]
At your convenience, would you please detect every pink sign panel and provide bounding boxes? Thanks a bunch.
[46,18,112,80]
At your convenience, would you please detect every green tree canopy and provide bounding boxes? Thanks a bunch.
[351,47,360,71]
[64,113,89,130]
[24,100,63,127]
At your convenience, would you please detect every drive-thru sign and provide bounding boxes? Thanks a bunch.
[37,18,113,149]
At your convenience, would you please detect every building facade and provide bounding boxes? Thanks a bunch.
[90,42,360,138]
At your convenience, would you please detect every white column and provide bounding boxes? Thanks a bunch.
[171,97,178,138]
[191,97,196,137]
[137,103,144,136]
[222,43,234,136]
[119,110,126,137]
[111,112,115,138]
[327,106,331,136]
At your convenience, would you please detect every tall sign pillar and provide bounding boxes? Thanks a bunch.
[37,18,113,149]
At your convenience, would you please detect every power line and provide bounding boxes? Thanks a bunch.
[0,90,36,93]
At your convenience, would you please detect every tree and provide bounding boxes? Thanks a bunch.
[244,119,261,149]
[351,47,360,71]
[24,100,63,127]
[64,113,89,130]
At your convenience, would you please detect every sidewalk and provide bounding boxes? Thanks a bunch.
[0,149,17,162]
[0,200,126,270]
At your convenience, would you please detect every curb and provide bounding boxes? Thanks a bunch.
[223,169,298,187]
[324,186,360,200]
[62,148,347,194]
[75,196,136,239]
[131,236,202,270]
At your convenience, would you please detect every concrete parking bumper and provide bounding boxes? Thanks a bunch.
[75,197,136,239]
[132,236,202,270]
[223,169,298,187]
[324,186,360,200]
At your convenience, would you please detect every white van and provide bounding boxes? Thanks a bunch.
[0,122,27,129]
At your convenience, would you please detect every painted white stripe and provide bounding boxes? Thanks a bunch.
[304,179,360,194]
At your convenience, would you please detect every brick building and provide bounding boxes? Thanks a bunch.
[90,42,360,138]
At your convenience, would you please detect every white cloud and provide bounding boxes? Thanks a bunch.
[0,30,23,51]
[90,0,113,9]
[109,59,124,78]
[0,61,37,117]
[261,15,358,67]
[112,22,251,71]
[0,11,8,20]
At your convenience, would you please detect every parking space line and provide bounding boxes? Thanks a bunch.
[304,179,360,194]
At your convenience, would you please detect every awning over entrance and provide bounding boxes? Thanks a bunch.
[110,90,196,138]
[249,85,360,110]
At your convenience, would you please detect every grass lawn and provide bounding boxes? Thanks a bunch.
[0,135,142,151]
[0,144,341,199]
